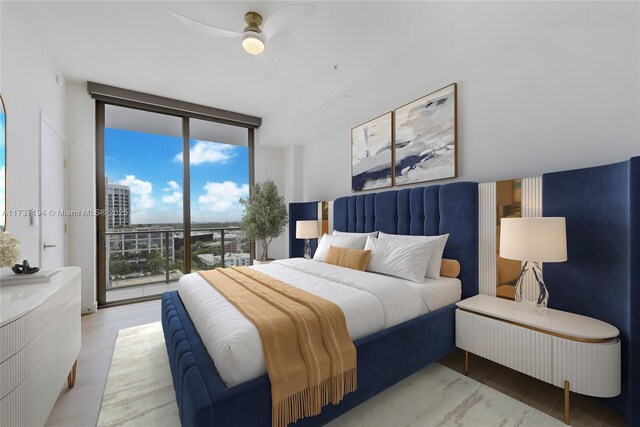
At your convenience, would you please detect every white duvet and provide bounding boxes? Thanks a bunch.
[177,258,461,387]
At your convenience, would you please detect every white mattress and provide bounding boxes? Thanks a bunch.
[177,258,461,387]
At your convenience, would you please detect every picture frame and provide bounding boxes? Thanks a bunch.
[351,111,394,192]
[394,83,457,186]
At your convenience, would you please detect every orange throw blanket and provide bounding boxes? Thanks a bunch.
[198,267,357,427]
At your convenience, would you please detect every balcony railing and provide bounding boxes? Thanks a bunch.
[105,227,250,292]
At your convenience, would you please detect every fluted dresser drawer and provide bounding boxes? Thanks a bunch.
[0,267,81,427]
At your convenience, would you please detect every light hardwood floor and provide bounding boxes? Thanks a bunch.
[439,350,627,427]
[46,300,627,427]
[46,299,161,427]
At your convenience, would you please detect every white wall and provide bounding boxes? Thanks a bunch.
[266,2,640,201]
[254,142,287,259]
[1,3,66,268]
[66,82,96,312]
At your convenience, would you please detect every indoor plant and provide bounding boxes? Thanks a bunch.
[0,231,20,269]
[240,179,288,261]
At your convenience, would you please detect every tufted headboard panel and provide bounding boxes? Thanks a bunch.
[333,182,479,299]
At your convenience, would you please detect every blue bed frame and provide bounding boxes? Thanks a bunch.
[162,181,479,426]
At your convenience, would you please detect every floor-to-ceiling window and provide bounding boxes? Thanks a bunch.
[187,118,251,273]
[102,105,184,303]
[93,85,258,306]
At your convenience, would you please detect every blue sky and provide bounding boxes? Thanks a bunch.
[105,128,248,224]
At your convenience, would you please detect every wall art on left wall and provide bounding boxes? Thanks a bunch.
[351,112,393,192]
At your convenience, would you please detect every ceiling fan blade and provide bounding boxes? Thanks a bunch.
[262,4,317,41]
[169,9,242,39]
[255,53,274,81]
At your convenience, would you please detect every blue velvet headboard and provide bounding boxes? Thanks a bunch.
[332,182,479,299]
[543,156,639,424]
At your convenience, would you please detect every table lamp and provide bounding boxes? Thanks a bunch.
[499,217,567,313]
[296,220,318,259]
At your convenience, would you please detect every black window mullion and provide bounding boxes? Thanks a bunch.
[182,117,192,274]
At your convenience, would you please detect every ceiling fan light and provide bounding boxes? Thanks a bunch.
[242,32,264,55]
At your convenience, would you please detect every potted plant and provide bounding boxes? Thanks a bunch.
[240,179,288,261]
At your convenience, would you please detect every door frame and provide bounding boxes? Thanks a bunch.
[39,110,68,267]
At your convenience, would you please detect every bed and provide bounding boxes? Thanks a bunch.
[162,181,479,426]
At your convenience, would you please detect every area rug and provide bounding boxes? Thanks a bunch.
[97,322,178,426]
[98,322,563,427]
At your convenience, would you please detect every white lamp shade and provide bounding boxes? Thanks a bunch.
[500,217,567,262]
[296,220,318,239]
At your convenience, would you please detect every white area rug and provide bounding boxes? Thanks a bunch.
[98,322,563,427]
[97,322,178,426]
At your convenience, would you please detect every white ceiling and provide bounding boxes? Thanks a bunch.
[2,1,455,145]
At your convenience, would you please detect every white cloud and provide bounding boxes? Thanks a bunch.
[196,181,249,221]
[116,175,155,210]
[162,180,182,204]
[165,180,180,191]
[174,141,237,165]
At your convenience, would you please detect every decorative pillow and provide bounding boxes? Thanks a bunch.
[333,230,379,238]
[378,232,449,279]
[313,233,369,262]
[324,246,371,271]
[364,236,434,283]
[440,259,461,278]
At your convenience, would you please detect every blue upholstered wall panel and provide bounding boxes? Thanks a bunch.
[288,202,319,258]
[439,182,479,299]
[543,157,639,425]
[629,157,640,427]
[331,182,479,300]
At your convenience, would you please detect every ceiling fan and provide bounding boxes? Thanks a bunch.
[169,4,316,56]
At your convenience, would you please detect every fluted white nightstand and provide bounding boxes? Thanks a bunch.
[455,294,620,425]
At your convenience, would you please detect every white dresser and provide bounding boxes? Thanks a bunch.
[456,294,620,424]
[0,267,81,427]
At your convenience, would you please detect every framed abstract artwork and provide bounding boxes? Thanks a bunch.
[394,83,457,186]
[351,112,393,192]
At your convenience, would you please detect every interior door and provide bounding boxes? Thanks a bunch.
[40,113,67,268]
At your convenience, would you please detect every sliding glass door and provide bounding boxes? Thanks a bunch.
[187,118,251,273]
[96,104,254,306]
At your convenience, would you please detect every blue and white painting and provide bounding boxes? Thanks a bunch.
[351,112,393,192]
[394,84,457,185]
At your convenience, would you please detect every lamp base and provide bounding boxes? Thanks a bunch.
[514,261,549,314]
[303,239,311,259]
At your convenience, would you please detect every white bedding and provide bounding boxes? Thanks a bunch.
[177,258,461,387]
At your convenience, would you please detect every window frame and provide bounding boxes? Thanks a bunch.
[94,87,257,308]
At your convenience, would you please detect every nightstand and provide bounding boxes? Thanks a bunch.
[455,294,620,425]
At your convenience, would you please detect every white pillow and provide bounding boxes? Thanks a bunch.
[333,230,379,238]
[378,232,449,279]
[364,236,434,283]
[313,233,369,262]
